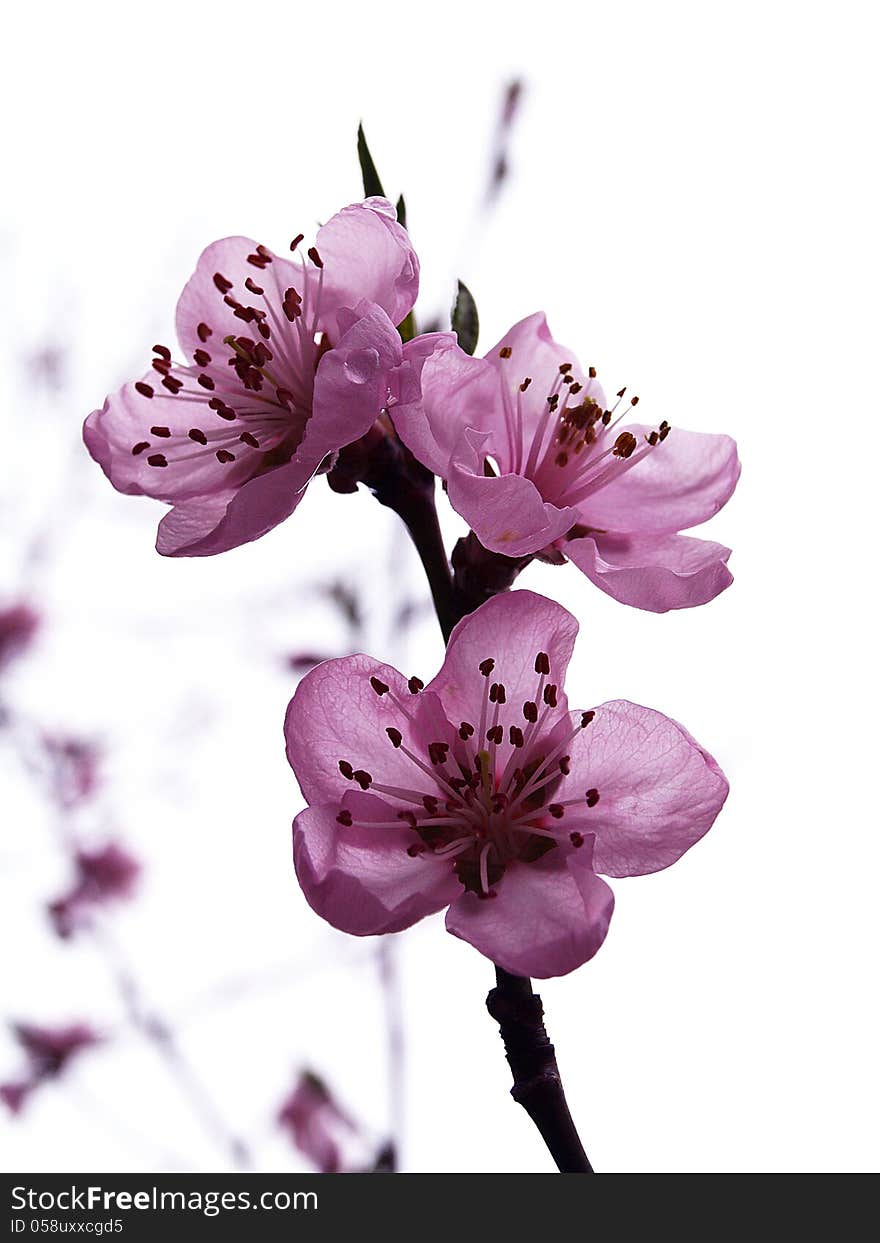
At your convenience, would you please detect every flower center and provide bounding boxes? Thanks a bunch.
[335,655,600,900]
[128,239,330,478]
[493,348,671,513]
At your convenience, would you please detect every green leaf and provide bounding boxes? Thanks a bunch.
[357,123,386,199]
[397,310,416,344]
[395,193,407,230]
[451,280,479,355]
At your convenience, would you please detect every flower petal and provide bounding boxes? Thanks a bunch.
[175,236,306,365]
[313,198,419,337]
[294,792,460,936]
[566,531,733,612]
[285,653,455,806]
[427,590,578,730]
[445,850,614,978]
[560,700,729,877]
[447,428,578,557]
[485,312,606,429]
[391,340,499,476]
[578,426,740,534]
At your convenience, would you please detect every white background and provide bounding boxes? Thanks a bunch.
[1,0,878,1173]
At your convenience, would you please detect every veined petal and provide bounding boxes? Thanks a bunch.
[560,700,729,877]
[446,850,614,978]
[285,654,455,806]
[294,793,460,936]
[578,425,740,534]
[448,428,578,557]
[391,341,499,477]
[313,198,419,337]
[427,590,578,730]
[566,531,733,612]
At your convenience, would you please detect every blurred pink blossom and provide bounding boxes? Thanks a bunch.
[0,603,40,674]
[277,1071,357,1173]
[2,1022,99,1114]
[84,198,448,558]
[41,734,101,809]
[286,590,729,977]
[48,842,141,938]
[393,314,740,612]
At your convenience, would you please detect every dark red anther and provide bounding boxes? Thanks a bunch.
[428,742,449,765]
[338,760,354,780]
[152,359,171,374]
[370,676,389,696]
[397,810,417,829]
[509,725,524,747]
[535,652,550,675]
[489,682,506,704]
[216,449,235,464]
[479,658,495,677]
[290,233,304,251]
[161,375,183,394]
[386,727,403,748]
[213,273,232,293]
[197,373,215,390]
[336,810,353,827]
[353,769,373,790]
[422,795,439,814]
[197,322,213,342]
[307,246,323,268]
[588,366,597,378]
[585,788,600,807]
[408,676,424,694]
[555,451,569,468]
[630,395,640,407]
[559,755,571,775]
[237,432,258,449]
[569,831,585,848]
[150,426,171,438]
[520,377,532,392]
[559,362,572,375]
[135,381,154,399]
[188,429,208,445]
[548,804,564,819]
[147,453,168,467]
[459,721,475,740]
[152,344,172,362]
[523,701,538,723]
[131,441,150,456]
[581,711,595,728]
[499,346,512,359]
[543,684,558,708]
[487,724,503,745]
[193,349,211,367]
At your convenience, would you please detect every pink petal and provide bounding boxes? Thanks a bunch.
[293,792,460,936]
[566,531,733,612]
[313,198,419,337]
[285,654,455,806]
[391,342,499,476]
[427,590,578,729]
[175,236,307,365]
[577,425,740,534]
[561,700,729,877]
[84,374,254,504]
[445,852,614,978]
[154,302,403,557]
[447,428,578,557]
[484,312,606,429]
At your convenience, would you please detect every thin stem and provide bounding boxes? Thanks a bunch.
[379,474,593,1173]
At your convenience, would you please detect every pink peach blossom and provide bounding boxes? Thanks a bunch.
[286,591,728,978]
[392,314,740,611]
[84,199,440,556]
[277,1071,357,1173]
[48,842,141,939]
[0,603,40,674]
